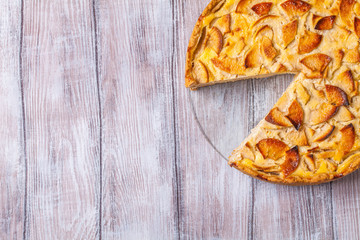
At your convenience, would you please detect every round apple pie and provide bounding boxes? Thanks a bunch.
[186,0,360,184]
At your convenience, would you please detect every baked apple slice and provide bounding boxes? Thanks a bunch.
[280,0,311,18]
[281,146,300,177]
[282,20,298,48]
[315,16,336,30]
[286,100,304,130]
[298,30,322,54]
[265,108,292,127]
[300,54,332,73]
[207,27,223,54]
[325,85,349,106]
[256,138,289,160]
[310,102,338,125]
[313,124,335,142]
[251,2,272,16]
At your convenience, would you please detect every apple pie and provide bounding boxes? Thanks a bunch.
[186,0,360,184]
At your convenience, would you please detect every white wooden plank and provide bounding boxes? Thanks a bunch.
[332,173,360,239]
[253,179,334,240]
[95,0,178,239]
[175,1,252,238]
[22,0,100,238]
[0,0,25,239]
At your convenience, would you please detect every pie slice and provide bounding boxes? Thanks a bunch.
[186,0,360,184]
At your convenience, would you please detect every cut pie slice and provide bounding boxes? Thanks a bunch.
[229,73,360,184]
[186,0,360,184]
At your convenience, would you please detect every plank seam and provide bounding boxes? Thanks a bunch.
[330,182,337,240]
[171,1,181,239]
[19,0,28,239]
[247,80,255,240]
[91,1,103,239]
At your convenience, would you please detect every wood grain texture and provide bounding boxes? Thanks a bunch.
[0,0,25,239]
[95,0,178,239]
[1,0,360,238]
[22,0,100,238]
[332,173,360,239]
[175,1,252,238]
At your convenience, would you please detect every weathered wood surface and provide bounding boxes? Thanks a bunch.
[22,0,100,239]
[0,1,25,239]
[0,0,360,239]
[96,0,178,239]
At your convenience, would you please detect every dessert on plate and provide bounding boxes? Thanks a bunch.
[186,0,360,184]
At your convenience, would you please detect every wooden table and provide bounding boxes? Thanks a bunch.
[1,0,360,239]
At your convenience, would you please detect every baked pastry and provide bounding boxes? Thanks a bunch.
[186,0,360,184]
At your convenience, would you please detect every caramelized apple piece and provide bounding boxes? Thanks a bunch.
[312,85,326,99]
[334,49,345,70]
[285,128,309,146]
[312,14,321,26]
[355,17,360,38]
[300,53,332,72]
[304,154,315,172]
[277,92,290,110]
[276,64,288,72]
[261,37,278,61]
[223,36,245,58]
[251,2,273,16]
[298,30,322,54]
[256,138,290,160]
[310,102,338,125]
[340,123,355,154]
[211,55,245,74]
[306,127,316,138]
[355,2,360,15]
[315,16,336,30]
[280,0,311,18]
[325,85,349,106]
[214,14,231,34]
[281,146,300,177]
[192,27,207,58]
[335,106,355,122]
[313,124,335,142]
[207,27,223,54]
[254,25,274,40]
[296,83,310,105]
[265,107,293,127]
[338,152,360,174]
[334,123,356,162]
[333,70,355,95]
[245,45,262,68]
[340,0,356,28]
[236,0,250,13]
[210,0,226,13]
[286,100,304,130]
[316,151,336,159]
[344,47,360,63]
[193,61,209,83]
[282,20,298,47]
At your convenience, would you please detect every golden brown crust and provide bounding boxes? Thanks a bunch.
[229,160,354,186]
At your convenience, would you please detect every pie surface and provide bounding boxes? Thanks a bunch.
[186,0,360,184]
